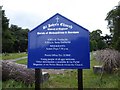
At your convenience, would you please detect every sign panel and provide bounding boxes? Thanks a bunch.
[28,13,90,69]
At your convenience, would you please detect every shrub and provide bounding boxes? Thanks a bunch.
[93,49,120,73]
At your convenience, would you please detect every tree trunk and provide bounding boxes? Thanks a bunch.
[2,61,50,85]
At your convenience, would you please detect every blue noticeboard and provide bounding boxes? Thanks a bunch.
[28,13,90,69]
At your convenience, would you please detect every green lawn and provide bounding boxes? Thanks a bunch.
[2,52,27,60]
[0,81,2,90]
[83,60,119,88]
[2,52,119,89]
[42,70,78,88]
[0,54,1,60]
[15,59,27,64]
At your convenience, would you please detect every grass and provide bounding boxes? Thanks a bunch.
[15,59,27,64]
[0,81,2,90]
[2,52,119,89]
[2,70,78,89]
[83,60,119,88]
[2,52,27,60]
[42,70,78,88]
[0,54,2,60]
[2,80,34,88]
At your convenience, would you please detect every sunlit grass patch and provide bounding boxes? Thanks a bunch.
[2,52,27,60]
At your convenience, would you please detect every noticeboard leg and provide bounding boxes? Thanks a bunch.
[78,69,83,90]
[35,69,42,90]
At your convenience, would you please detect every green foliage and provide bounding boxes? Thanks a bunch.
[2,10,29,53]
[90,40,96,51]
[0,7,2,54]
[9,25,29,52]
[90,29,107,51]
[106,4,120,51]
[102,34,112,47]
[2,10,15,53]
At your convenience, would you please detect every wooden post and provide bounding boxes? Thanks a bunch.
[35,69,42,90]
[78,69,83,90]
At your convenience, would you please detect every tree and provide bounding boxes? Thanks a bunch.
[2,61,50,85]
[9,25,28,52]
[2,10,29,53]
[106,3,120,51]
[90,40,97,51]
[0,6,2,53]
[90,29,107,51]
[2,10,14,53]
[102,34,112,47]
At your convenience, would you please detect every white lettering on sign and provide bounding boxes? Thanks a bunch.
[37,31,79,35]
[60,23,72,29]
[43,23,73,30]
[42,17,73,30]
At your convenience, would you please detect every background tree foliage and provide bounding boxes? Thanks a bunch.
[106,3,120,51]
[2,10,29,53]
[9,25,28,52]
[90,3,120,52]
[90,29,107,51]
[0,6,2,53]
[2,10,14,53]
